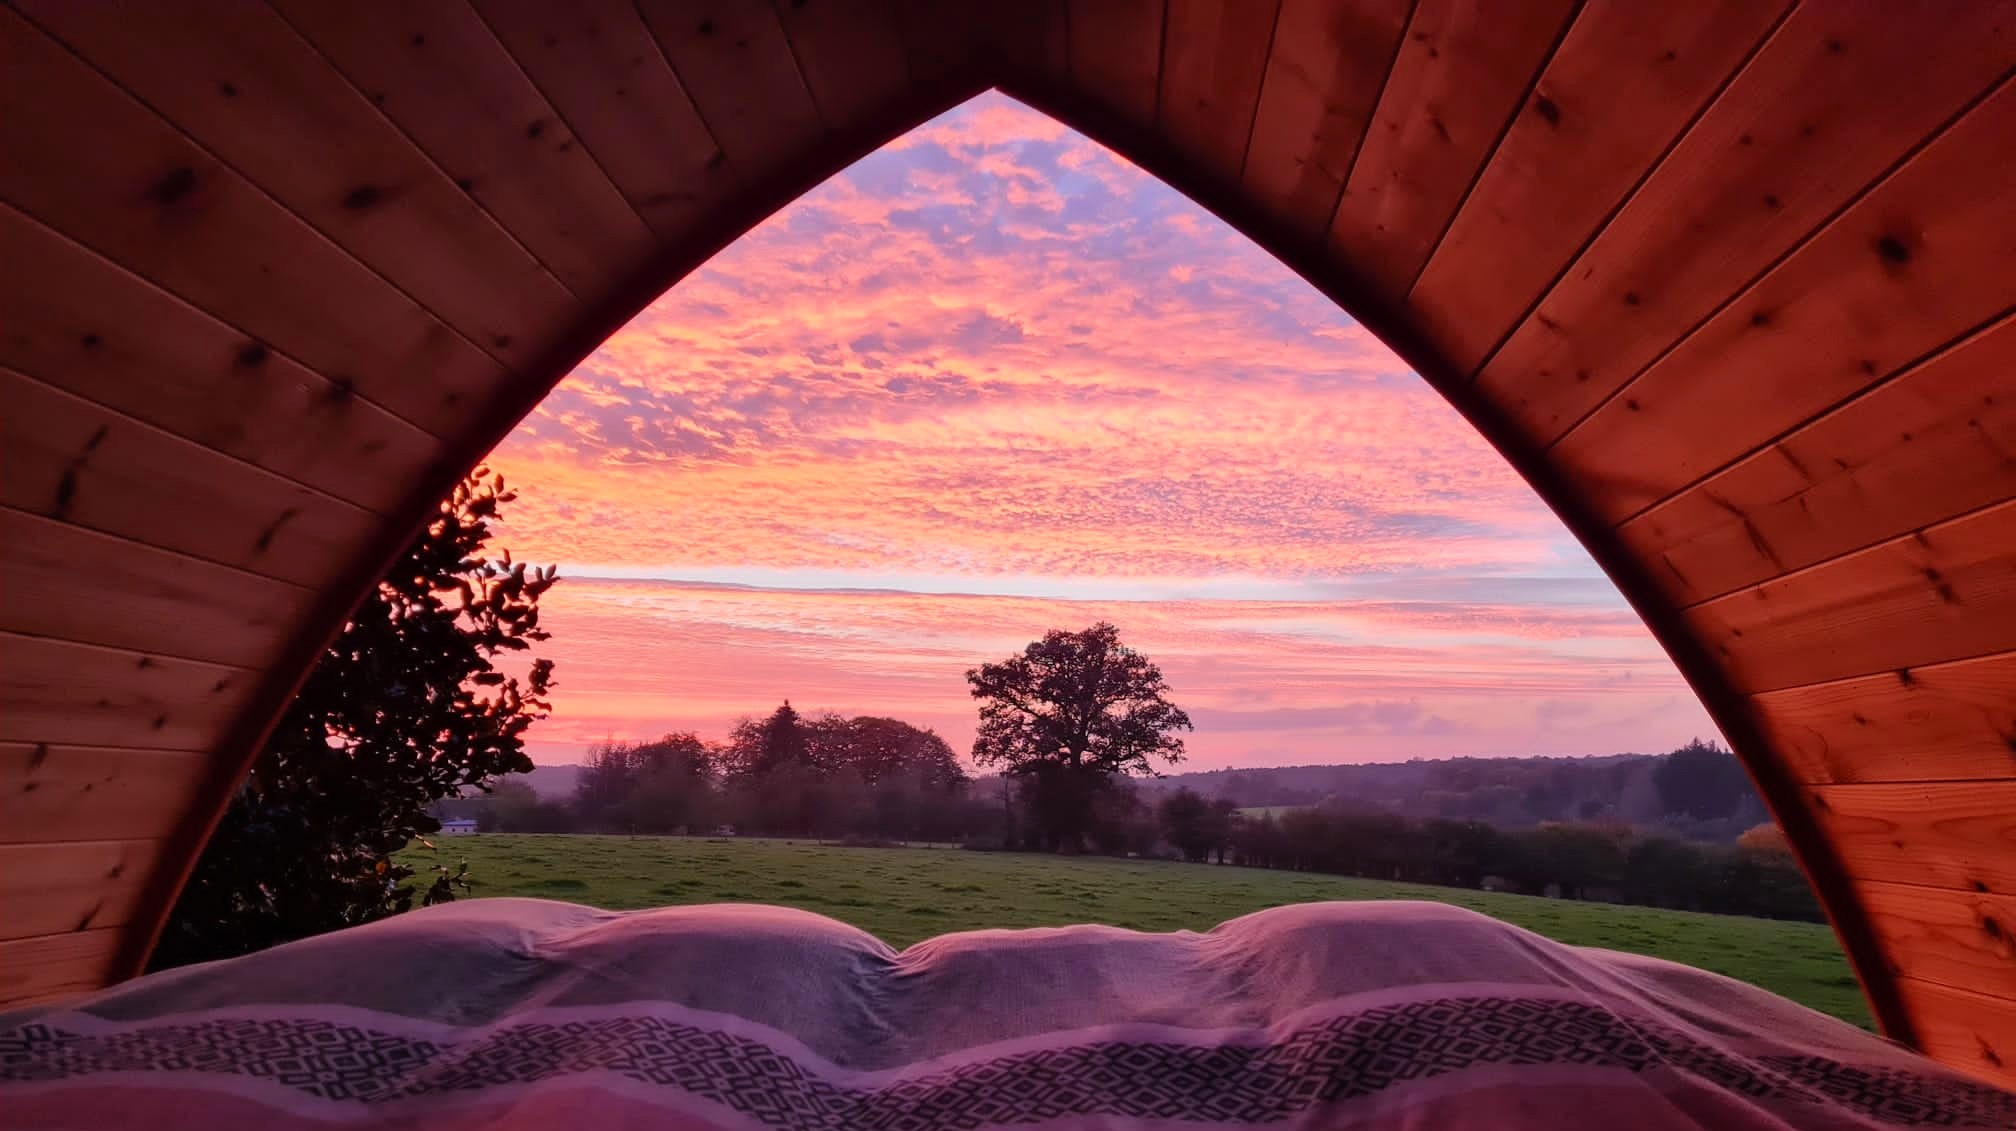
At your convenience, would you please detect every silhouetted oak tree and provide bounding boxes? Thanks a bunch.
[155,470,557,968]
[967,623,1191,851]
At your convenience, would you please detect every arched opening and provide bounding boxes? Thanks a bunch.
[486,91,1725,769]
[342,89,1854,1020]
[2,1,2008,1084]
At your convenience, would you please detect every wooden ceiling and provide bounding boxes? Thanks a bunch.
[1,0,2011,1084]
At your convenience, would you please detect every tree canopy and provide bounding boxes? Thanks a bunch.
[967,623,1191,849]
[726,701,812,778]
[532,707,976,840]
[1653,738,1753,820]
[808,714,964,789]
[155,470,557,968]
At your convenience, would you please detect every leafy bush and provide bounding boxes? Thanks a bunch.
[154,471,557,968]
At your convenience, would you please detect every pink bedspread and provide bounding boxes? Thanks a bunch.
[2,899,2009,1129]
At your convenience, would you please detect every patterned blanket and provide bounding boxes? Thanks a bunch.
[2,899,2009,1129]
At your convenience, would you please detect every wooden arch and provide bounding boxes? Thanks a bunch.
[2,0,2011,1082]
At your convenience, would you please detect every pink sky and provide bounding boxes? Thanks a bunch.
[483,93,1719,770]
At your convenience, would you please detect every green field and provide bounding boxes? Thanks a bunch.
[401,834,1870,1028]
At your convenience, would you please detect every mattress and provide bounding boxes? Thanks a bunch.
[2,898,2009,1129]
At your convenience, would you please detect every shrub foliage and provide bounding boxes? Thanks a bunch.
[155,471,557,968]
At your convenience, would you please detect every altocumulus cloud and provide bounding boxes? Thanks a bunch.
[482,93,1718,768]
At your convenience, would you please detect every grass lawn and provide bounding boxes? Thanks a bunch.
[400,834,1870,1028]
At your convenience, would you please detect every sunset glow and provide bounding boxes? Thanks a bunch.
[484,93,1718,769]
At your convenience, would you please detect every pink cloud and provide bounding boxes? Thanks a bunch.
[484,93,1719,768]
[513,579,1708,770]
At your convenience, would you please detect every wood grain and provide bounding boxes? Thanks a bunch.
[773,0,909,127]
[1859,880,2016,1002]
[0,368,378,588]
[1896,977,2016,1086]
[0,929,123,1006]
[1689,500,2016,694]
[1554,79,2016,524]
[1067,0,1165,129]
[476,0,734,236]
[0,839,160,940]
[1240,0,1410,239]
[0,9,505,437]
[1326,0,1577,296]
[1755,651,2016,785]
[1408,0,1788,374]
[636,0,822,180]
[0,633,254,752]
[271,0,655,301]
[1622,317,2016,608]
[0,508,311,670]
[17,0,578,368]
[1477,4,2012,446]
[1156,0,1279,183]
[0,205,442,515]
[1815,782,2016,895]
[0,744,207,845]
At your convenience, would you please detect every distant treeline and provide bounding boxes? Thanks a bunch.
[975,769,1820,923]
[1146,740,1771,844]
[448,720,1820,922]
[467,702,995,842]
[1216,799,1819,921]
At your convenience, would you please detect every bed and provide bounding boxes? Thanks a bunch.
[3,899,2009,1129]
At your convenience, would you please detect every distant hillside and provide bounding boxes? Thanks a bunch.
[518,763,581,800]
[1135,745,1768,843]
[512,743,1766,843]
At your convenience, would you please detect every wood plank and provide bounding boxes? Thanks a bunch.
[0,840,160,940]
[0,634,254,752]
[1555,80,2016,524]
[0,744,207,845]
[1476,5,2013,446]
[1326,0,1577,297]
[893,1,999,90]
[772,0,908,127]
[1408,0,1788,374]
[637,0,822,180]
[1623,317,2016,608]
[0,206,442,516]
[1860,880,2016,1003]
[1067,0,1165,129]
[1689,500,2016,694]
[1896,977,2016,1087]
[0,369,379,589]
[991,0,1071,84]
[1815,782,2016,895]
[1240,0,1411,240]
[1755,651,2016,786]
[271,0,654,301]
[0,509,311,670]
[0,929,122,1006]
[470,0,732,239]
[1155,0,1278,183]
[0,9,506,437]
[17,0,577,369]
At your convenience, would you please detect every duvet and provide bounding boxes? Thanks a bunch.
[2,898,2009,1129]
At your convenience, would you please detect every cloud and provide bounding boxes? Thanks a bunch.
[483,93,1718,767]
[508,578,1709,769]
[1191,702,1471,737]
